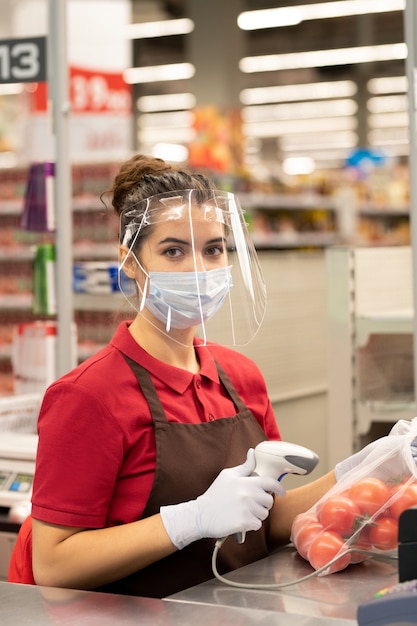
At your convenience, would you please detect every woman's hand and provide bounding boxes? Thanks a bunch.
[160,449,285,550]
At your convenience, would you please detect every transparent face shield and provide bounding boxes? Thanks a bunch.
[119,189,266,347]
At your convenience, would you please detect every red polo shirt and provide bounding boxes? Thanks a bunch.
[31,322,280,530]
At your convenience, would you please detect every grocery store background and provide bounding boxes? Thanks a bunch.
[0,1,413,478]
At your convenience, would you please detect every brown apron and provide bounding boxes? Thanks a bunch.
[96,354,271,598]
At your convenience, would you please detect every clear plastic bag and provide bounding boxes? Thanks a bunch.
[291,417,417,575]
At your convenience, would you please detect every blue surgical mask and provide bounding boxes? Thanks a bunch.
[141,266,233,332]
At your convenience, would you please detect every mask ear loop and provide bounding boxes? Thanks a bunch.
[139,274,148,312]
[133,254,172,332]
[129,250,150,313]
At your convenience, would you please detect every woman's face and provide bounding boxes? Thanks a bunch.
[137,207,228,274]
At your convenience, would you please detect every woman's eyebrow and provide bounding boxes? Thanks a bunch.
[159,237,190,246]
[209,236,227,244]
[158,236,226,245]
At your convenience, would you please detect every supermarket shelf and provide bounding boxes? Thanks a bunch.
[357,400,416,436]
[0,243,117,263]
[0,246,34,261]
[252,232,339,249]
[73,243,117,261]
[0,200,23,216]
[357,203,410,217]
[0,292,129,313]
[0,294,32,310]
[0,339,110,364]
[0,197,109,217]
[237,191,337,210]
[327,246,415,464]
[73,292,127,312]
[356,308,414,347]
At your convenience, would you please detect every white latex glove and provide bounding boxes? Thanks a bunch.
[160,448,286,550]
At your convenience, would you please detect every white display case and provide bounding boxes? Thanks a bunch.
[326,245,416,467]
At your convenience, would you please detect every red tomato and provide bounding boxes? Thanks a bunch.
[294,520,324,560]
[389,482,417,520]
[348,477,390,517]
[308,530,351,573]
[369,517,398,550]
[317,495,360,536]
[349,525,373,563]
[291,513,318,539]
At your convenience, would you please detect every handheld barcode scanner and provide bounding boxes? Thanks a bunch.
[235,440,319,544]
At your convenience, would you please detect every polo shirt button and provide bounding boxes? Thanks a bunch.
[208,413,215,421]
[196,379,202,389]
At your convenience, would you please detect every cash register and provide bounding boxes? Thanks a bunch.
[0,432,38,580]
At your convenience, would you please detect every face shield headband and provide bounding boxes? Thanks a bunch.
[118,189,266,347]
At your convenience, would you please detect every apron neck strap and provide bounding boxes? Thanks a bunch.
[214,360,247,412]
[122,354,247,424]
[122,354,168,425]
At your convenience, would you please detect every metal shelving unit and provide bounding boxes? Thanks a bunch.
[326,245,416,467]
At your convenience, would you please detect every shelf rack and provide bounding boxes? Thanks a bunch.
[326,245,415,467]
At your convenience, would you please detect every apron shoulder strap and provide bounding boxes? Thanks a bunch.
[214,360,247,412]
[122,353,248,423]
[122,354,168,425]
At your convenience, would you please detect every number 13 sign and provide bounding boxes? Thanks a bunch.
[0,36,46,84]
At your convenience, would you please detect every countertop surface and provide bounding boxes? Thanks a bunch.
[168,543,399,623]
[0,544,399,625]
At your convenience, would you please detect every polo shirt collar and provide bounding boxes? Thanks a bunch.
[110,321,220,393]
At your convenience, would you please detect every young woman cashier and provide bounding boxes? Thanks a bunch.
[8,155,387,597]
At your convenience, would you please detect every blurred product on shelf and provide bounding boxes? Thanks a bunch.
[20,162,55,233]
[32,243,56,316]
[249,206,338,249]
[73,261,119,294]
[11,321,77,395]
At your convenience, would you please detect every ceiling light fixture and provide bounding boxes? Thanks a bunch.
[368,127,408,142]
[367,94,407,113]
[367,75,407,94]
[243,116,357,138]
[151,143,189,162]
[279,131,358,149]
[238,0,404,31]
[368,112,408,128]
[240,81,357,104]
[240,43,406,73]
[282,156,316,175]
[137,93,196,112]
[138,127,195,144]
[125,18,194,39]
[242,99,357,122]
[286,148,354,160]
[124,63,195,84]
[138,111,194,127]
[0,84,24,95]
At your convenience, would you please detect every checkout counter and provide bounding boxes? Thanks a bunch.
[0,433,412,624]
[0,544,401,625]
[0,432,37,580]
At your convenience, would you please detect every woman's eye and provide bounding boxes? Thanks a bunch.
[164,247,183,258]
[206,245,224,256]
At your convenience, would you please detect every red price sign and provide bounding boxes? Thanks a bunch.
[70,67,132,114]
[28,65,132,115]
